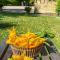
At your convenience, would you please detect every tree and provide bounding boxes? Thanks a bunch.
[0,0,9,5]
[56,0,60,16]
[7,0,19,5]
[0,0,35,6]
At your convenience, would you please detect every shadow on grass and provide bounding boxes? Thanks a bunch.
[0,14,3,21]
[0,22,16,29]
[0,18,2,21]
[0,12,17,29]
[0,12,38,17]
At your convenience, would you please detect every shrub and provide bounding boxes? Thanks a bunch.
[0,4,3,8]
[0,4,3,11]
[25,7,31,14]
[56,0,60,15]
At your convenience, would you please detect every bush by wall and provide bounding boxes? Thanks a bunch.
[25,7,31,14]
[56,0,60,15]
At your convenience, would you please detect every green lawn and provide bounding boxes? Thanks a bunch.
[0,12,60,53]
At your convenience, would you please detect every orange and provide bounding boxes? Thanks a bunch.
[12,55,24,60]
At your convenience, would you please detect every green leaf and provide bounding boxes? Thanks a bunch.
[35,32,46,37]
[47,33,55,38]
[8,58,13,60]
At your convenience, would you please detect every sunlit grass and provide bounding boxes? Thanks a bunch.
[0,12,60,53]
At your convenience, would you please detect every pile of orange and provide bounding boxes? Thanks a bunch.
[8,54,34,60]
[12,55,34,60]
[6,28,46,48]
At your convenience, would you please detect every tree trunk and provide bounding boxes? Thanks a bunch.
[34,0,40,14]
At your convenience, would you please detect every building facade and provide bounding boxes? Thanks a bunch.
[35,0,56,13]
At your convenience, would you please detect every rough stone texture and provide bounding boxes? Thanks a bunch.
[35,0,56,13]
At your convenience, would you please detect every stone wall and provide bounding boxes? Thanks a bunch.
[35,0,56,13]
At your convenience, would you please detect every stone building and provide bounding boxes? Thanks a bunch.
[35,0,56,13]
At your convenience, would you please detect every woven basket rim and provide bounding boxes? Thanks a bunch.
[10,44,43,49]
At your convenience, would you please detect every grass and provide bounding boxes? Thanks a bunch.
[0,12,60,53]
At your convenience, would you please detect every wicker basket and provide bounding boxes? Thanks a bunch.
[10,44,43,57]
